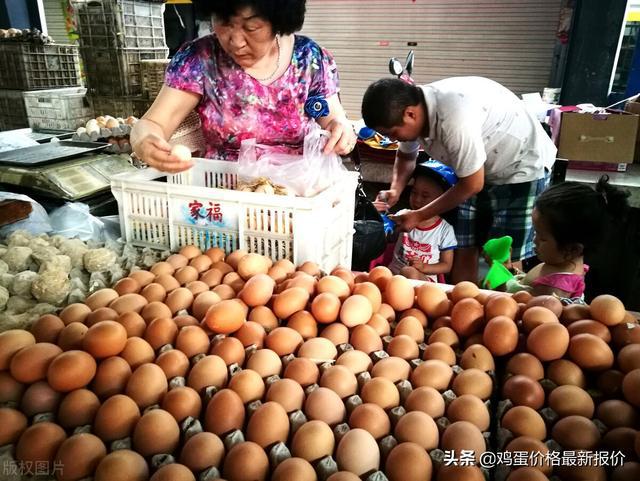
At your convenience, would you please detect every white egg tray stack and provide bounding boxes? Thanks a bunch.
[111,158,360,273]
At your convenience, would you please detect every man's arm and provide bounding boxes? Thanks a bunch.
[375,149,419,210]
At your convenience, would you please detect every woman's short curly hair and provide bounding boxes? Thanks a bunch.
[194,0,306,35]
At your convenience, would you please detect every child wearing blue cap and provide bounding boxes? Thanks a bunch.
[388,161,458,281]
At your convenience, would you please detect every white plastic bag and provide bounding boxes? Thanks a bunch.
[49,203,105,241]
[238,125,347,197]
[0,192,52,237]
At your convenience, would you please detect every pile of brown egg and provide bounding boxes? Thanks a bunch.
[0,246,639,481]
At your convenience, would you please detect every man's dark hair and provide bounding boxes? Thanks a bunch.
[193,0,306,35]
[361,78,423,129]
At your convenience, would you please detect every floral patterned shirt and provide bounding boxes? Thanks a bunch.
[164,34,340,160]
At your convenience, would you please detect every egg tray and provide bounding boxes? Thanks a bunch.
[73,123,132,142]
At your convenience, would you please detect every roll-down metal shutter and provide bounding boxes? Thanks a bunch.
[302,0,563,118]
[43,0,72,44]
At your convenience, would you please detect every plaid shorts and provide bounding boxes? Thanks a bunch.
[453,174,550,261]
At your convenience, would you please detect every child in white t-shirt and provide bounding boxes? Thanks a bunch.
[388,161,458,281]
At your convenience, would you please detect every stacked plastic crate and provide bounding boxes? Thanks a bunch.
[0,32,83,131]
[73,0,168,118]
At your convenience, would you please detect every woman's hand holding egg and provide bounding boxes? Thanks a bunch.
[323,118,357,156]
[132,134,194,173]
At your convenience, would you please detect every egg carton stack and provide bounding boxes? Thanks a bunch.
[73,115,138,154]
[72,0,168,118]
[0,250,639,481]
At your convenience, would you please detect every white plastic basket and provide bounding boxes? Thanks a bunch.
[22,87,93,130]
[111,158,359,272]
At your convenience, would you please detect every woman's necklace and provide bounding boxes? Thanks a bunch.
[252,35,281,83]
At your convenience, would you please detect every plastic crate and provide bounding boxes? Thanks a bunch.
[0,42,81,90]
[90,95,152,118]
[111,159,359,272]
[22,87,93,130]
[73,0,167,49]
[0,90,29,131]
[81,47,168,96]
[140,58,169,98]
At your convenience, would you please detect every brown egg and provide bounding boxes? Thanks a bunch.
[133,408,180,456]
[175,325,210,358]
[116,312,147,338]
[229,369,266,403]
[31,314,65,344]
[0,371,25,404]
[86,307,119,327]
[387,334,419,360]
[151,261,175,276]
[223,441,269,481]
[287,311,319,339]
[284,357,319,387]
[317,275,350,300]
[384,275,415,311]
[10,342,62,383]
[400,308,428,327]
[129,270,156,288]
[522,306,559,333]
[483,316,518,356]
[248,305,279,331]
[212,260,235,276]
[246,401,289,448]
[437,465,485,481]
[126,363,168,408]
[451,281,480,303]
[187,355,228,393]
[272,457,316,481]
[505,468,549,481]
[598,368,625,397]
[485,294,519,320]
[200,268,223,288]
[266,378,305,412]
[15,422,67,472]
[266,327,303,356]
[119,336,155,369]
[109,293,148,315]
[150,463,195,481]
[377,303,396,322]
[502,375,545,409]
[209,336,244,366]
[416,283,450,318]
[597,399,638,428]
[441,421,486,462]
[165,287,195,314]
[405,386,445,418]
[411,359,453,391]
[428,326,460,347]
[612,462,640,481]
[57,322,89,351]
[93,394,140,441]
[366,313,391,337]
[268,265,288,283]
[140,301,172,323]
[156,350,190,381]
[238,274,275,307]
[166,253,189,269]
[144,317,179,350]
[155,274,181,293]
[619,344,640,373]
[336,428,380,476]
[561,303,592,324]
[502,406,547,440]
[505,437,551,474]
[335,349,372,375]
[526,322,569,361]
[161,386,202,422]
[297,337,336,362]
[361,376,400,409]
[223,271,246,293]
[54,433,106,481]
[246,349,282,377]
[395,410,439,449]
[526,295,563,317]
[448,394,490,431]
[371,356,411,383]
[310,292,341,324]
[180,432,224,471]
[340,294,374,328]
[350,324,383,354]
[506,353,544,380]
[611,321,640,348]
[452,368,493,400]
[352,282,382,312]
[568,333,614,370]
[548,385,594,418]
[94,450,149,481]
[92,356,132,398]
[230,321,265,348]
[189,291,221,321]
[21,381,62,416]
[291,420,335,462]
[547,359,587,388]
[237,253,272,280]
[190,254,213,273]
[622,369,640,407]
[85,288,119,310]
[460,344,495,371]
[57,389,100,428]
[205,388,245,435]
[394,316,425,343]
[59,303,92,325]
[0,407,27,445]
[286,272,317,296]
[48,350,97,392]
[113,277,141,296]
[0,329,35,369]
[305,387,346,426]
[204,247,225,263]
[320,323,350,347]
[590,294,626,326]
[273,287,310,319]
[552,415,601,449]
[567,319,612,342]
[347,402,390,440]
[82,320,128,360]
[450,298,484,336]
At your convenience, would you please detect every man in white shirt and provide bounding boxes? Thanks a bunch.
[361,76,557,283]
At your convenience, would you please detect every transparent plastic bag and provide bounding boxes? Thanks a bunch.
[49,203,105,241]
[238,125,347,197]
[0,192,52,236]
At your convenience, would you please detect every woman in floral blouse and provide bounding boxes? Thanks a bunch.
[131,0,356,172]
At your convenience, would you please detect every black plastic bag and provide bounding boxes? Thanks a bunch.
[351,183,387,272]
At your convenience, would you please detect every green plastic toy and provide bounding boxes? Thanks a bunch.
[482,236,515,289]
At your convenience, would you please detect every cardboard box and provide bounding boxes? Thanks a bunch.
[557,109,638,164]
[624,96,640,163]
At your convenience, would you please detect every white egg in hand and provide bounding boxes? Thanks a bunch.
[171,144,192,162]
